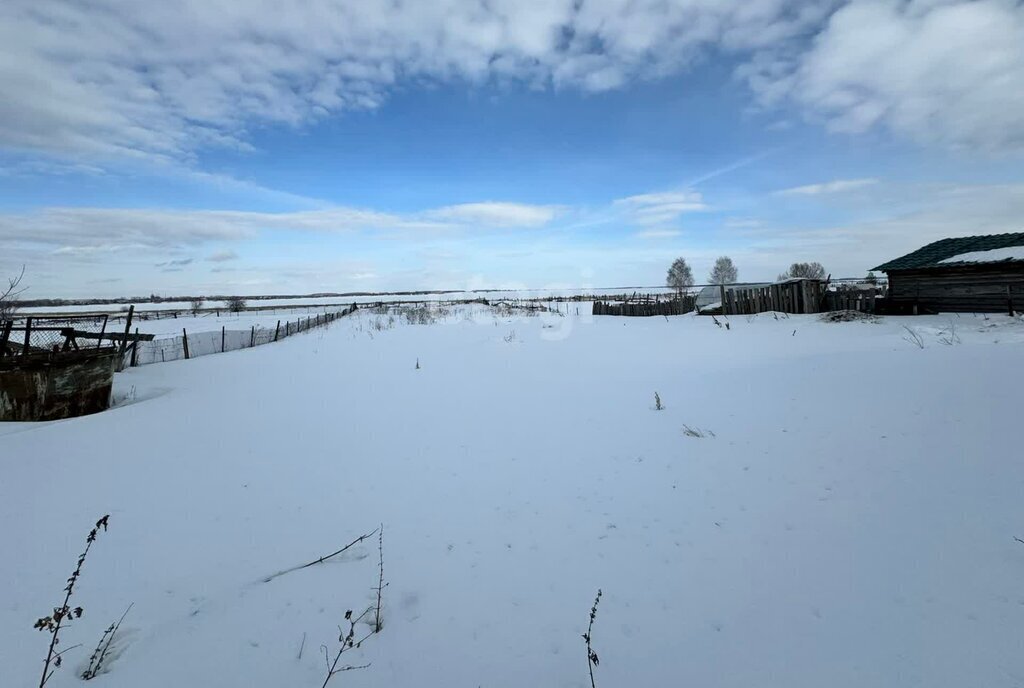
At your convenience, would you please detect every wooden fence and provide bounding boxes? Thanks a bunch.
[719,280,820,315]
[593,295,696,317]
[590,281,888,317]
[721,281,887,316]
[824,286,887,314]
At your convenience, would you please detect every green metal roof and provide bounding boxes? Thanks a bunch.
[872,232,1024,271]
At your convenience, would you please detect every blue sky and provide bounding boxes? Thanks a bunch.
[1,0,1023,298]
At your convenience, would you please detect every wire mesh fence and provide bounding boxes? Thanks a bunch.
[1,314,115,358]
[127,305,357,367]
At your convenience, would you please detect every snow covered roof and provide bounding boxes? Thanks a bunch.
[873,232,1024,271]
[938,246,1024,264]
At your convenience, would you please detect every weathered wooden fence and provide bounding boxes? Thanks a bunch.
[824,286,888,314]
[721,281,887,316]
[593,295,696,316]
[720,280,821,315]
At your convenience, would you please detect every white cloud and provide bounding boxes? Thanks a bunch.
[206,250,239,263]
[776,178,879,196]
[724,217,762,228]
[6,181,1024,298]
[0,201,560,259]
[728,181,1024,277]
[156,258,194,268]
[0,0,1018,167]
[0,0,838,166]
[636,229,682,239]
[424,202,560,227]
[615,189,709,227]
[741,0,1024,151]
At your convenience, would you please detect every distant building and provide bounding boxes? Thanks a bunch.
[873,233,1024,313]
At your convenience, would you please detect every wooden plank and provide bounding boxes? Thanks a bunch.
[0,320,12,356]
[23,316,32,356]
[130,328,140,367]
[118,305,134,357]
[59,328,155,342]
[96,314,109,349]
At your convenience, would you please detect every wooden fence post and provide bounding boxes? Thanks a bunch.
[182,328,190,359]
[221,326,226,353]
[130,328,140,367]
[274,320,281,341]
[119,305,134,357]
[97,314,109,349]
[118,307,135,358]
[250,326,255,347]
[0,320,13,357]
[23,316,33,356]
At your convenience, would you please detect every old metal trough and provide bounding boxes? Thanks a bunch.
[0,348,120,421]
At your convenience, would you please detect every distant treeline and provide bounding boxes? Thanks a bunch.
[15,289,469,308]
[14,285,675,308]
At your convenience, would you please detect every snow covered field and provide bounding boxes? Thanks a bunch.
[128,305,346,339]
[2,307,1023,687]
[16,286,675,316]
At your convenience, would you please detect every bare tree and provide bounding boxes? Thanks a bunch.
[666,257,694,299]
[777,261,826,281]
[189,298,204,315]
[708,256,738,284]
[1,266,27,320]
[224,296,246,313]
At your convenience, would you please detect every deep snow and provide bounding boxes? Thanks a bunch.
[1,307,1023,687]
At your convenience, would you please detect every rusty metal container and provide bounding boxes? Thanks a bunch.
[0,349,119,421]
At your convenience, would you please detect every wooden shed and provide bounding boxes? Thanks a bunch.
[873,233,1024,314]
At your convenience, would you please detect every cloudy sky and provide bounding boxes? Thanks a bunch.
[2,0,1023,298]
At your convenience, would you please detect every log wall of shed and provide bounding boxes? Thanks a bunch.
[886,264,1024,312]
